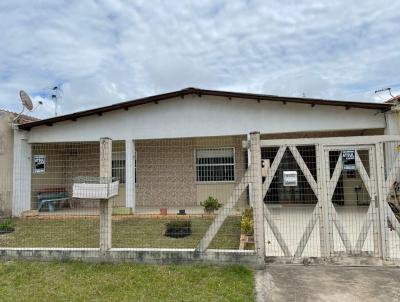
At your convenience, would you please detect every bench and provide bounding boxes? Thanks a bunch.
[37,188,72,212]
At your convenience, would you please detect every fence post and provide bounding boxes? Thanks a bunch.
[249,132,265,266]
[375,142,389,259]
[99,137,112,252]
[316,144,332,258]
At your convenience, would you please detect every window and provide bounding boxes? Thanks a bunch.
[112,151,126,183]
[196,148,235,182]
[112,151,138,184]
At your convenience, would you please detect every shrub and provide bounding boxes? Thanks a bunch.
[201,196,222,213]
[242,208,253,220]
[0,219,15,234]
[164,220,192,238]
[241,208,254,236]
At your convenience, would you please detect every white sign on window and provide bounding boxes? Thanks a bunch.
[34,155,46,173]
[283,171,297,187]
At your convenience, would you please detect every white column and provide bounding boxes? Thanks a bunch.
[12,129,32,217]
[247,133,254,207]
[125,139,136,211]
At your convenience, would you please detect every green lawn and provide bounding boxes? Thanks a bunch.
[0,217,241,249]
[0,261,255,302]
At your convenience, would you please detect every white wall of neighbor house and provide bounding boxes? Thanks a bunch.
[24,95,386,143]
[12,130,31,216]
[0,111,14,217]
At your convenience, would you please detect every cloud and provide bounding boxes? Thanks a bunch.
[0,0,399,118]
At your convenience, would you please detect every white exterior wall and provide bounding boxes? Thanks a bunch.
[25,95,386,143]
[0,111,14,217]
[12,130,32,216]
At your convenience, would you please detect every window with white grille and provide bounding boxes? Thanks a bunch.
[112,151,126,183]
[195,148,235,182]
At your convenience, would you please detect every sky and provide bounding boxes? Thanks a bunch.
[0,0,399,118]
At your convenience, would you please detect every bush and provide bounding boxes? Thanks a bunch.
[0,219,15,234]
[241,208,254,236]
[201,196,222,213]
[164,220,192,238]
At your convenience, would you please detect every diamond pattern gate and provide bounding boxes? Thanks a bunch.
[261,135,400,263]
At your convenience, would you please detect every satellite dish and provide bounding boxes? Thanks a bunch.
[20,90,33,111]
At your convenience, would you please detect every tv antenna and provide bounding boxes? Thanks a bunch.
[50,86,62,116]
[374,87,394,100]
[13,90,42,124]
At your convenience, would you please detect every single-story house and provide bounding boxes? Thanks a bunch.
[10,87,400,217]
[0,109,37,217]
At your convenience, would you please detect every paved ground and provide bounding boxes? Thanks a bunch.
[264,205,400,259]
[255,265,400,302]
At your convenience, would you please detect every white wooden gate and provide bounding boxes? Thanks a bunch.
[261,135,400,262]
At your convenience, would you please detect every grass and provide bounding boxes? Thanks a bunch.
[0,260,255,302]
[0,217,242,249]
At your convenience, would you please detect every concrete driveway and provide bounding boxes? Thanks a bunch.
[255,266,400,302]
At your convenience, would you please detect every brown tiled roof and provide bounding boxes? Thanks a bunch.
[18,87,392,130]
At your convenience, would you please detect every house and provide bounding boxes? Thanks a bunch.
[0,109,37,217]
[10,87,399,217]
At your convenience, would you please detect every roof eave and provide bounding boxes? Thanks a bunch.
[18,88,391,130]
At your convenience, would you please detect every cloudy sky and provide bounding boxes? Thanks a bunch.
[0,0,399,118]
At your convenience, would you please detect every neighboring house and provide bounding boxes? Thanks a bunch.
[10,88,400,216]
[0,109,37,217]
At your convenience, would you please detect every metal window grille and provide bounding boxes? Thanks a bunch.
[112,151,126,183]
[195,147,235,182]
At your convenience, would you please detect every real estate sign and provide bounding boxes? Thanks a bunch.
[342,150,356,171]
[33,155,46,173]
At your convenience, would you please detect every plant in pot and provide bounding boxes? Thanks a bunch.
[200,196,222,214]
[0,218,15,234]
[240,208,254,249]
[164,220,192,238]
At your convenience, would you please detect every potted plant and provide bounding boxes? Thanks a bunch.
[164,220,192,238]
[0,218,15,235]
[200,196,222,214]
[240,208,254,249]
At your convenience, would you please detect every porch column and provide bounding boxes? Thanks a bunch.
[12,129,32,217]
[247,133,254,207]
[125,139,136,211]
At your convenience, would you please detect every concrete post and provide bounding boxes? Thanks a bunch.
[249,132,265,265]
[125,139,135,211]
[316,144,332,258]
[375,142,389,259]
[99,137,112,252]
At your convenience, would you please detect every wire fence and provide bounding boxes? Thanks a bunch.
[383,140,400,260]
[1,133,400,264]
[0,135,256,258]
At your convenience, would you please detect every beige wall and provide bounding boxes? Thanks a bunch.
[135,135,247,207]
[0,111,14,216]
